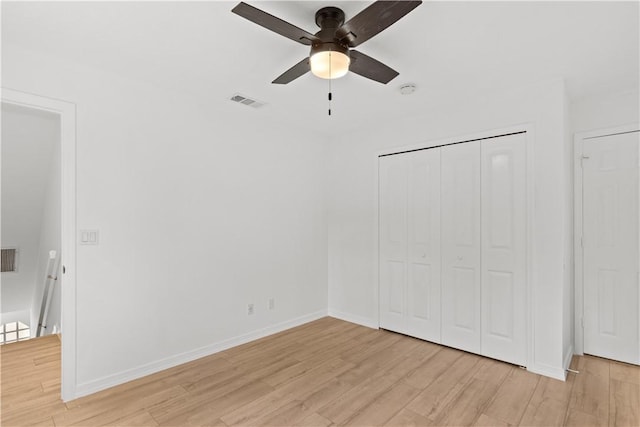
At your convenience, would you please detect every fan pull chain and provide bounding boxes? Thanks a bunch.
[328,50,332,116]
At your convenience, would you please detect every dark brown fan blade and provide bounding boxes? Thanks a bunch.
[272,57,310,84]
[232,2,319,46]
[349,50,399,84]
[338,1,422,47]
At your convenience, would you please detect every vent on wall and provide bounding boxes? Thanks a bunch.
[230,93,267,109]
[1,248,18,272]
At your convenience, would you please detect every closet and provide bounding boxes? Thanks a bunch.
[379,132,527,366]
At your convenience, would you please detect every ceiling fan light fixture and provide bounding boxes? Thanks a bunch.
[232,1,423,84]
[310,43,350,80]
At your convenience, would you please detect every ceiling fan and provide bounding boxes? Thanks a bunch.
[231,1,423,85]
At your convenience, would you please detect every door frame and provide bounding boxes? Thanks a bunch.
[1,88,77,401]
[573,123,640,356]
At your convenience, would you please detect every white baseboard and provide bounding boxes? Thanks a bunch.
[74,309,327,399]
[328,309,379,329]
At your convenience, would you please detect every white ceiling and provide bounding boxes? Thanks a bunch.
[2,1,638,135]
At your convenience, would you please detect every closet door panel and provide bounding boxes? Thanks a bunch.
[407,148,441,342]
[481,133,527,365]
[441,142,482,353]
[379,154,408,333]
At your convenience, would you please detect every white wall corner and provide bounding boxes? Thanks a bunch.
[563,344,574,374]
[527,361,568,382]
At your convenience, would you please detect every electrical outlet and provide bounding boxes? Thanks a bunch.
[268,298,275,310]
[247,303,254,315]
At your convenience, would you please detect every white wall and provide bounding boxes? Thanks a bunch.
[327,79,570,379]
[2,43,328,397]
[1,103,59,329]
[572,88,640,133]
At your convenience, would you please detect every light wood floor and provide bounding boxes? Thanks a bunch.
[2,317,639,426]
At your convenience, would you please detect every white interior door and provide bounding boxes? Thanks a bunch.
[480,134,527,366]
[379,154,408,333]
[441,142,482,354]
[407,149,441,342]
[583,131,639,365]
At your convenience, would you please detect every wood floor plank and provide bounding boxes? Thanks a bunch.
[519,374,576,426]
[384,407,434,426]
[473,413,510,426]
[2,319,639,427]
[344,380,422,426]
[338,334,421,387]
[252,376,354,426]
[259,346,355,388]
[339,329,405,366]
[54,382,189,426]
[565,408,604,427]
[610,360,640,386]
[482,366,539,425]
[567,355,610,425]
[609,378,640,427]
[316,373,398,424]
[1,400,66,427]
[405,351,482,421]
[297,412,334,427]
[220,356,355,426]
[387,340,443,383]
[179,407,232,427]
[152,378,269,426]
[218,387,293,426]
[403,346,463,389]
[284,321,365,362]
[433,358,511,426]
[110,410,160,426]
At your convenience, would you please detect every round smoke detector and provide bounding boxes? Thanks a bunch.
[399,84,417,95]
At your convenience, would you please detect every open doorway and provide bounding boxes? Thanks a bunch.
[1,102,61,341]
[1,89,77,401]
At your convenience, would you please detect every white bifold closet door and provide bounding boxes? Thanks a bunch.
[441,142,482,354]
[379,153,408,333]
[378,154,408,333]
[407,149,442,341]
[379,149,442,343]
[440,135,526,363]
[380,132,527,366]
[480,133,527,366]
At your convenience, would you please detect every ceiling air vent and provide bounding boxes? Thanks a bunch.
[230,93,266,109]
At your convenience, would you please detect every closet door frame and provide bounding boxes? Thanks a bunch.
[574,123,640,357]
[375,124,535,368]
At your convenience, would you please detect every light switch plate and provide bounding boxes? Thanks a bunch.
[79,230,99,245]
